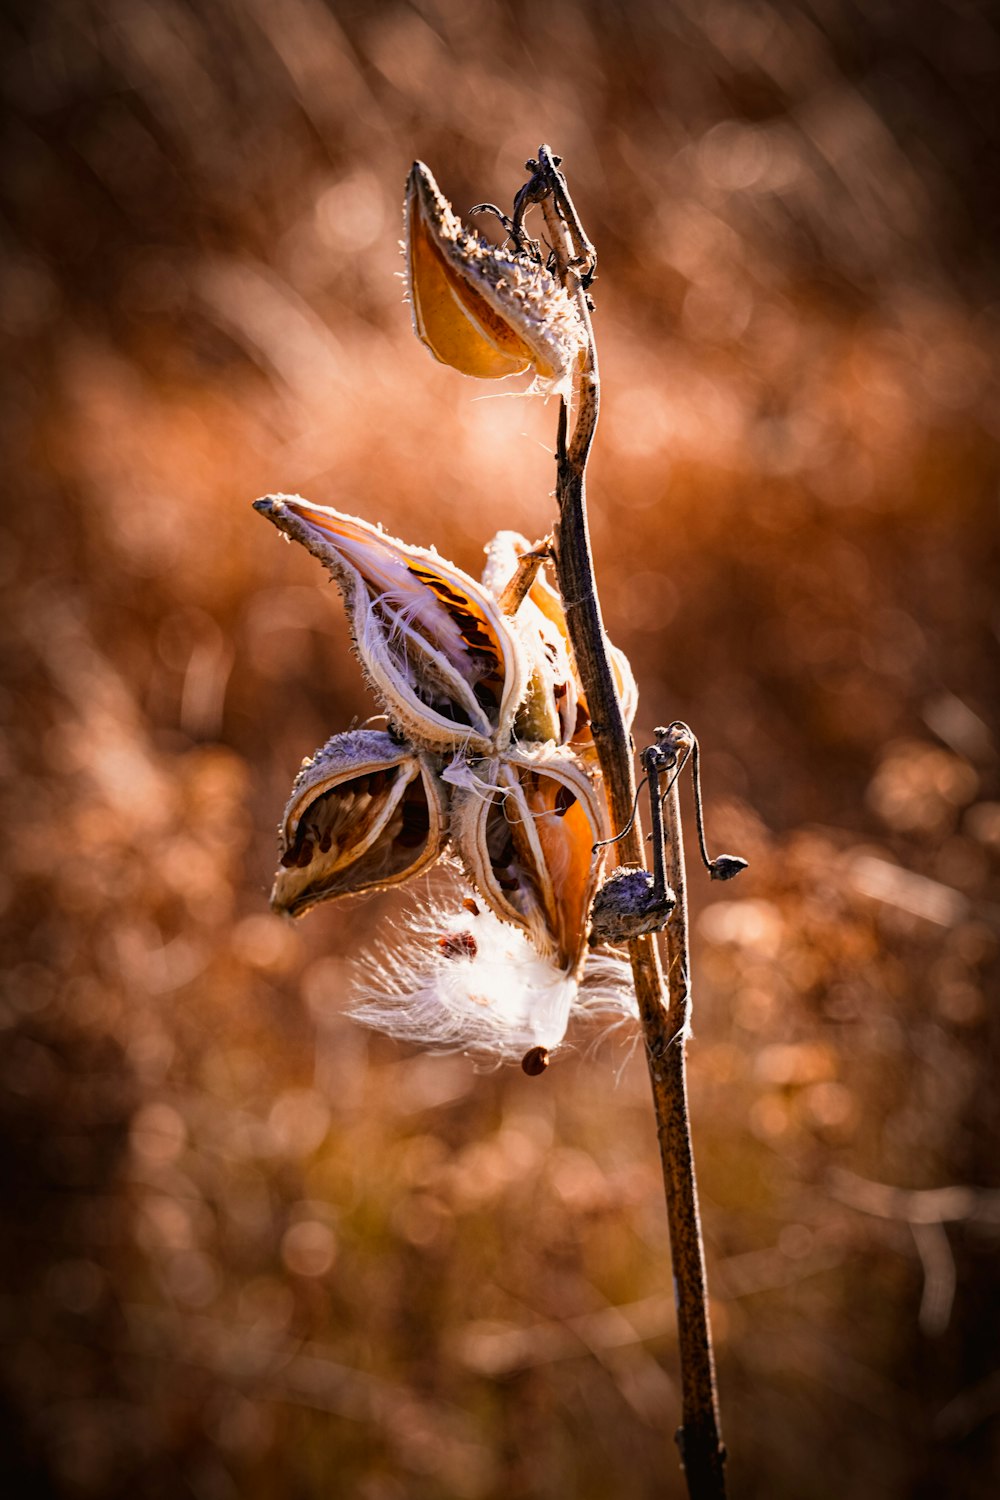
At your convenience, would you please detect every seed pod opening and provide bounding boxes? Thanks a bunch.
[405,162,588,391]
[254,496,528,754]
[271,730,448,918]
[452,746,609,973]
[482,529,637,748]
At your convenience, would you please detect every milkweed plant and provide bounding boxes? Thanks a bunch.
[256,161,640,1070]
[255,151,735,1497]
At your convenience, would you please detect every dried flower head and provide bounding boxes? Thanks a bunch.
[405,161,588,392]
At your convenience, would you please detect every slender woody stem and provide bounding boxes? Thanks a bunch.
[532,144,727,1499]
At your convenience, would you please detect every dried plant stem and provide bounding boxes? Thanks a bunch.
[535,145,727,1498]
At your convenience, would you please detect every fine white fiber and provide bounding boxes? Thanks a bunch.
[348,886,637,1064]
[439,755,511,802]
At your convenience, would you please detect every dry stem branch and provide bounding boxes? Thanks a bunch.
[531,144,727,1498]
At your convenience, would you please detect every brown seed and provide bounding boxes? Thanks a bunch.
[462,897,480,916]
[292,837,315,869]
[554,785,575,818]
[521,1046,550,1077]
[437,931,478,960]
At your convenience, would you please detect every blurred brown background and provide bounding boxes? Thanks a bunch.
[2,1,999,1496]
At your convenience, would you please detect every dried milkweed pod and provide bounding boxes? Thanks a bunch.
[510,621,578,746]
[271,730,448,917]
[405,161,588,391]
[449,744,609,972]
[513,547,638,747]
[481,530,579,744]
[482,530,637,748]
[254,496,528,754]
[463,530,577,746]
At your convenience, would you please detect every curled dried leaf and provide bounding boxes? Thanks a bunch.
[272,730,448,917]
[254,496,528,754]
[405,161,588,392]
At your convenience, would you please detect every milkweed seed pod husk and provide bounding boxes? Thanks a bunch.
[480,532,579,745]
[482,530,638,749]
[405,161,588,392]
[271,730,448,917]
[254,496,528,754]
[448,745,609,973]
[511,626,579,746]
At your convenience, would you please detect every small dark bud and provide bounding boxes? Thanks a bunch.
[709,855,748,882]
[521,1046,550,1076]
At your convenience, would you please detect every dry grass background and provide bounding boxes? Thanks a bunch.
[2,1,999,1496]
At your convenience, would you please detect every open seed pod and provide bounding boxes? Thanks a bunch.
[482,530,637,749]
[511,612,579,746]
[405,161,588,391]
[481,530,579,745]
[450,745,609,973]
[272,730,448,918]
[254,496,528,754]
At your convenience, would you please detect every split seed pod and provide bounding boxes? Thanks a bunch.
[271,730,448,918]
[450,745,609,973]
[483,530,576,744]
[254,496,528,754]
[482,530,638,749]
[405,161,588,391]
